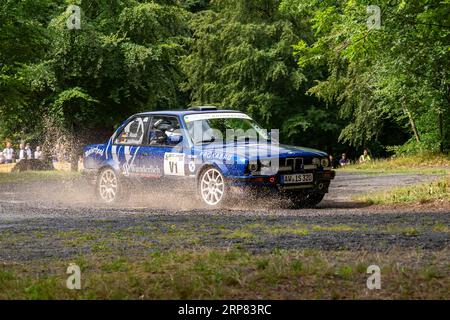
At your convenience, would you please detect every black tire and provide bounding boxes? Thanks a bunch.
[197,167,229,208]
[96,167,126,204]
[289,192,325,209]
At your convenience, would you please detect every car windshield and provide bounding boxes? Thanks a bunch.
[184,113,269,145]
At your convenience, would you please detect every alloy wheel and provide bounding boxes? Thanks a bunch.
[200,168,225,206]
[98,169,119,203]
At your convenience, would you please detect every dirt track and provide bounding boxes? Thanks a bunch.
[0,172,448,262]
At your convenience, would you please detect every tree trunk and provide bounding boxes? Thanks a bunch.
[438,111,444,153]
[403,105,421,143]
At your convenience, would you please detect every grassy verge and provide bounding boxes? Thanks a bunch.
[0,248,448,299]
[340,153,450,174]
[0,171,80,184]
[1,214,449,299]
[355,176,450,205]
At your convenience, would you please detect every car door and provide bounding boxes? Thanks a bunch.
[139,115,186,179]
[112,116,149,177]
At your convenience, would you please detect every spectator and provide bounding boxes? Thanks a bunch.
[339,153,350,166]
[18,143,27,161]
[25,143,33,159]
[328,154,334,168]
[0,151,5,164]
[34,146,43,160]
[359,148,372,164]
[2,142,14,163]
[78,155,84,172]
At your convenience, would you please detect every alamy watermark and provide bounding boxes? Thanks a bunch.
[66,263,81,290]
[66,5,81,30]
[367,5,381,30]
[64,3,381,31]
[366,265,381,290]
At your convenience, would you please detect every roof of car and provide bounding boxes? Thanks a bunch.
[135,108,243,117]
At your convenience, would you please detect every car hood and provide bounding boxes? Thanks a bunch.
[197,142,327,161]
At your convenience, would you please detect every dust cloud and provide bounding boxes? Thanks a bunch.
[0,176,289,211]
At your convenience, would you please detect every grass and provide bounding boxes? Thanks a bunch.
[311,224,357,232]
[226,229,255,239]
[340,153,450,174]
[0,248,448,299]
[355,176,450,205]
[0,171,80,184]
[1,215,447,300]
[433,223,450,233]
[227,223,362,238]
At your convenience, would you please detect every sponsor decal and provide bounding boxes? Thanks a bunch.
[111,145,120,164]
[123,163,161,176]
[188,160,196,173]
[184,112,251,123]
[164,153,185,176]
[84,146,104,157]
[200,151,233,162]
[105,139,112,160]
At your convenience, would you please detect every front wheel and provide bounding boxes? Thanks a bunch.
[96,168,124,203]
[198,167,228,207]
[289,192,325,209]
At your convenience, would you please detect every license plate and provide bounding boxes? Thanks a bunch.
[282,173,313,184]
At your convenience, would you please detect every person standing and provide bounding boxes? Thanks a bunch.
[18,143,27,161]
[34,146,43,160]
[3,142,14,163]
[25,143,33,159]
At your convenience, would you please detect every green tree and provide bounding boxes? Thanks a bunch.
[0,0,56,142]
[0,0,191,152]
[291,0,450,153]
[181,0,342,149]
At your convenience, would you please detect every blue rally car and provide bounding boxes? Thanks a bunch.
[82,107,335,208]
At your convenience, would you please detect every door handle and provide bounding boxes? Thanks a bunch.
[141,152,150,157]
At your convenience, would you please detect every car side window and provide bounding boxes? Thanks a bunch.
[115,117,149,145]
[148,116,181,146]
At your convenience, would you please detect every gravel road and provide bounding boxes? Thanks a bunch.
[0,172,448,262]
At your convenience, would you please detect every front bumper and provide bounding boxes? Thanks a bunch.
[228,170,335,193]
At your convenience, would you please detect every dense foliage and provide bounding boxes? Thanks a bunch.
[289,0,450,154]
[0,0,448,158]
[1,0,190,143]
[181,0,343,154]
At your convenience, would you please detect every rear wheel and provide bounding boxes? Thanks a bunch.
[289,192,325,209]
[96,168,123,203]
[198,167,228,207]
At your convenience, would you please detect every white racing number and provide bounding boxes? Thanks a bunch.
[164,153,185,176]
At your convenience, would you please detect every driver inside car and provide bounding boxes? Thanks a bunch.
[148,119,180,145]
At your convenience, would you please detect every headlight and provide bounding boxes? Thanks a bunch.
[321,158,330,167]
[312,158,320,166]
[248,160,258,173]
[260,159,271,167]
